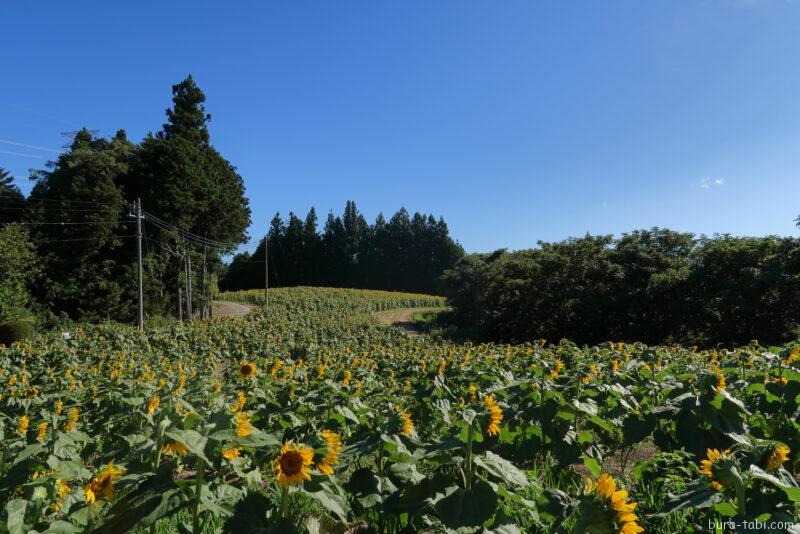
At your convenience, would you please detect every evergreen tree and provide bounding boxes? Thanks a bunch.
[126,75,251,318]
[27,129,135,322]
[0,168,25,225]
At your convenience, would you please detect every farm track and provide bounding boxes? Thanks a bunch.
[373,307,443,337]
[211,300,256,317]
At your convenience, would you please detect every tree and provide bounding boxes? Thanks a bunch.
[125,75,251,318]
[0,168,25,225]
[26,129,135,322]
[0,224,39,322]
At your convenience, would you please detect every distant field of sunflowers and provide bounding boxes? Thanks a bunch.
[1,287,798,533]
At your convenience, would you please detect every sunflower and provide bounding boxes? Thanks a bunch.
[37,421,48,442]
[713,371,726,393]
[222,447,241,461]
[54,400,64,415]
[64,408,79,431]
[699,448,733,491]
[584,473,644,534]
[766,445,790,472]
[160,441,189,456]
[146,395,160,415]
[234,411,253,437]
[484,395,503,436]
[84,461,126,503]
[239,362,257,379]
[274,442,314,487]
[17,415,29,435]
[317,429,341,475]
[398,409,415,436]
[25,387,38,398]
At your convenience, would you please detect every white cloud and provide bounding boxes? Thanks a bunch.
[700,177,725,189]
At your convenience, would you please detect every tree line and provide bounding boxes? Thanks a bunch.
[441,228,800,347]
[220,201,464,295]
[0,75,251,326]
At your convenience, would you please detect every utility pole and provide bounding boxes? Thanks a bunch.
[135,198,144,331]
[201,246,207,319]
[185,255,193,322]
[264,234,269,308]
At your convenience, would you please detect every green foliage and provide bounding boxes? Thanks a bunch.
[0,320,34,346]
[0,168,25,225]
[26,129,136,323]
[221,202,464,295]
[442,228,800,346]
[0,224,38,323]
[0,287,799,532]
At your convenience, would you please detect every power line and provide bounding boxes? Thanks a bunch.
[0,195,119,207]
[30,235,136,244]
[0,139,64,154]
[11,221,134,226]
[141,212,239,251]
[0,205,121,213]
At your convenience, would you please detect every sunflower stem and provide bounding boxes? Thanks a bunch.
[464,423,475,490]
[279,485,289,518]
[192,457,205,534]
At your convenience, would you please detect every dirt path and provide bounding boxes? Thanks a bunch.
[373,307,443,337]
[211,301,256,318]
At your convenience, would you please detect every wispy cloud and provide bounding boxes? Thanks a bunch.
[700,177,726,189]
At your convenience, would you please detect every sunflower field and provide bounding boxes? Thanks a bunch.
[1,287,799,533]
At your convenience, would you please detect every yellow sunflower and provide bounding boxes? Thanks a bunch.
[484,395,503,436]
[699,448,733,491]
[274,442,314,487]
[713,371,726,393]
[239,362,257,379]
[766,445,790,472]
[146,395,160,415]
[17,415,29,435]
[36,421,48,442]
[234,411,253,437]
[160,442,189,456]
[84,461,126,504]
[585,473,644,534]
[317,429,341,475]
[222,447,241,461]
[398,409,415,436]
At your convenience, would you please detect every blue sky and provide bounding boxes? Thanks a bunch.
[2,1,799,253]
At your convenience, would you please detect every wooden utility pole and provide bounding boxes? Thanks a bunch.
[264,235,269,308]
[176,251,183,322]
[135,199,144,331]
[201,246,207,319]
[185,255,192,322]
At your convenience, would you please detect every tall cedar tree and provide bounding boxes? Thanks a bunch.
[220,201,465,294]
[125,75,251,318]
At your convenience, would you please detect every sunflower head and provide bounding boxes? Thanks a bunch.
[84,461,125,504]
[273,442,314,487]
[222,447,241,461]
[699,448,737,490]
[239,362,257,379]
[766,444,790,472]
[582,473,643,534]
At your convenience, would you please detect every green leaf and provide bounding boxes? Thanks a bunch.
[302,475,350,520]
[582,455,601,478]
[164,429,209,463]
[434,480,498,528]
[5,499,28,534]
[473,451,530,488]
[222,493,270,534]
